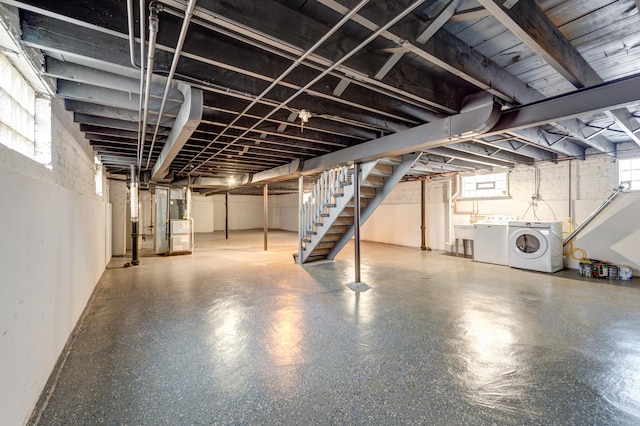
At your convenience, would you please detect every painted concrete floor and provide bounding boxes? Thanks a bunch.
[31,230,640,425]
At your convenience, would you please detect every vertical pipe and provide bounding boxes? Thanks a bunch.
[298,175,304,264]
[264,184,268,251]
[225,191,229,240]
[421,179,427,250]
[130,164,140,265]
[568,161,572,222]
[354,163,361,283]
[139,4,159,168]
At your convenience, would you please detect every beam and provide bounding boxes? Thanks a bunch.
[152,84,204,180]
[509,127,585,158]
[424,147,514,168]
[477,0,640,146]
[490,74,640,138]
[302,93,501,174]
[475,137,557,162]
[446,141,535,164]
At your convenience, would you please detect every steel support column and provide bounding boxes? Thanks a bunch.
[298,175,304,264]
[353,163,361,283]
[264,184,268,251]
[130,164,140,265]
[225,191,229,240]
[421,180,427,251]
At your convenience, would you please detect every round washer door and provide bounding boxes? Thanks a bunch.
[509,228,548,260]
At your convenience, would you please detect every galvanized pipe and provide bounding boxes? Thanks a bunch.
[187,0,373,173]
[189,0,428,172]
[146,0,197,169]
[139,3,159,168]
[563,183,628,246]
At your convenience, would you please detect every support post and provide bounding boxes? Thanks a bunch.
[264,184,268,251]
[225,191,229,240]
[354,163,361,283]
[421,180,427,251]
[298,175,304,264]
[130,164,140,266]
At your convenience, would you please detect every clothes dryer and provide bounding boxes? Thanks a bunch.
[507,221,563,273]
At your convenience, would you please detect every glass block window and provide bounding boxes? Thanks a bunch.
[461,172,509,199]
[618,158,640,191]
[0,53,51,166]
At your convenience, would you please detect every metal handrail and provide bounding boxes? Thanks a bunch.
[301,165,350,240]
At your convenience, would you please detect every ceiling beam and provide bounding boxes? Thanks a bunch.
[477,0,640,146]
[424,147,514,168]
[490,73,640,138]
[302,93,501,174]
[152,84,204,180]
[316,0,599,154]
[446,141,535,164]
[473,137,557,162]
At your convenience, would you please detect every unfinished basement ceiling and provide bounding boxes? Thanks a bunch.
[1,0,639,194]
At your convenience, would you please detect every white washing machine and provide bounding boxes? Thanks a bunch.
[508,221,564,273]
[473,215,517,266]
[473,224,509,265]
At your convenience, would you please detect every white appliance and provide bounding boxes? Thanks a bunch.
[473,224,509,265]
[508,221,563,273]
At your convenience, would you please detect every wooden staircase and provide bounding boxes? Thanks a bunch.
[297,153,420,264]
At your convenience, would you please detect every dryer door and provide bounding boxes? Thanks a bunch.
[509,228,549,260]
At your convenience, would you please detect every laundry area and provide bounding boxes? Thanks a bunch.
[2,0,640,425]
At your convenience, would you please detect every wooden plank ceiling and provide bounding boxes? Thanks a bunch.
[2,0,639,193]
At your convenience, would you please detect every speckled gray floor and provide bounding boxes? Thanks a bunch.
[31,230,640,425]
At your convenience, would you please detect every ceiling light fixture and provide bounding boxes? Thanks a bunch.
[298,109,312,133]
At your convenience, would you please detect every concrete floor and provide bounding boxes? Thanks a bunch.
[31,230,640,425]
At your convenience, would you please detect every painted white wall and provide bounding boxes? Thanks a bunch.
[213,194,264,230]
[269,193,298,231]
[191,193,214,233]
[359,147,640,273]
[0,98,109,426]
[110,179,127,256]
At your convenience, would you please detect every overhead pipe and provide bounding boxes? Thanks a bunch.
[127,0,148,173]
[158,0,445,118]
[145,0,198,170]
[139,3,160,168]
[185,0,374,174]
[563,183,628,246]
[187,0,429,173]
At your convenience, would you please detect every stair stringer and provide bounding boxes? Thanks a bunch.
[300,180,355,263]
[326,152,421,260]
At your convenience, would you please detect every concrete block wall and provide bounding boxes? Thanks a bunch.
[0,97,110,426]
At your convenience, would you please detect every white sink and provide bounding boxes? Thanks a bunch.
[454,224,474,240]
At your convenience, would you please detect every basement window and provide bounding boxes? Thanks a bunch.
[0,53,51,168]
[460,172,509,199]
[618,157,640,191]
